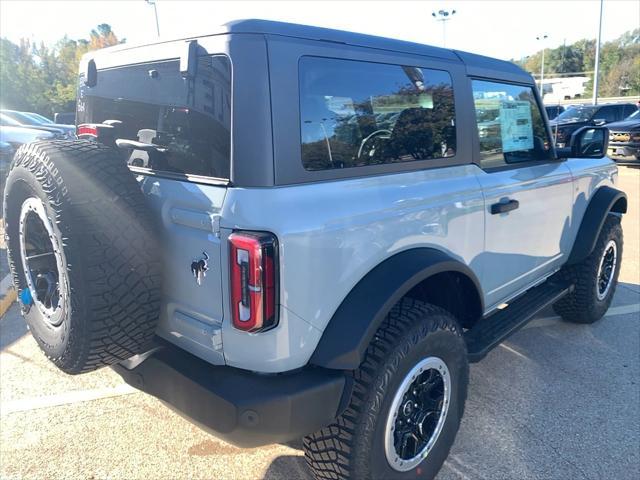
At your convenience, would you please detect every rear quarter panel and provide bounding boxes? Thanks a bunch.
[220,166,485,372]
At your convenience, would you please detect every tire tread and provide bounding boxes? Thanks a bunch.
[4,140,162,373]
[303,299,466,480]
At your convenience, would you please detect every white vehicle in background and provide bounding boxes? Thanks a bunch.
[542,76,589,102]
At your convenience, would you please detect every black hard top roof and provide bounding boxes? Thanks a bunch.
[225,20,530,80]
[96,19,533,83]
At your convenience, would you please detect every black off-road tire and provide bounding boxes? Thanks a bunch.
[303,299,468,480]
[3,140,162,374]
[553,215,623,324]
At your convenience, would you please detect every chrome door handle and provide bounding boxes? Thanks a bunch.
[491,199,519,215]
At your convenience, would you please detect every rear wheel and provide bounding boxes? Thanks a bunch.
[303,299,468,480]
[553,215,622,324]
[4,140,162,374]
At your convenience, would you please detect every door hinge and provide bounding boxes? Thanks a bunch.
[210,214,221,237]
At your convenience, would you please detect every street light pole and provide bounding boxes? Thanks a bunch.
[536,34,548,99]
[592,0,604,105]
[431,9,456,47]
[146,0,160,37]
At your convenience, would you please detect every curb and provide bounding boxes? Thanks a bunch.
[0,274,17,318]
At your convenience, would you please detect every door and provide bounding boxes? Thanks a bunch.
[77,49,232,364]
[470,79,574,310]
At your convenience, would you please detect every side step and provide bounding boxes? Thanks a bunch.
[465,278,573,362]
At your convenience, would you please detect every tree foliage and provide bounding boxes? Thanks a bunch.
[514,29,640,97]
[0,25,123,117]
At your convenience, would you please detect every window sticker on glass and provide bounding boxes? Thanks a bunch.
[472,80,552,168]
[499,101,533,153]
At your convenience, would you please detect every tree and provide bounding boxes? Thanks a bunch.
[513,30,639,98]
[0,24,124,117]
[89,24,122,50]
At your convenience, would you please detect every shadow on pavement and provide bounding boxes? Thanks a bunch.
[262,454,312,480]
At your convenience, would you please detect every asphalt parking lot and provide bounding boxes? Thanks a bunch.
[0,167,638,480]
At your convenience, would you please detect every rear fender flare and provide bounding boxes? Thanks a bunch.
[309,248,483,370]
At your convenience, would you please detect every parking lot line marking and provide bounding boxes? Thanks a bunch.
[1,304,636,415]
[604,303,640,316]
[0,384,138,416]
[499,343,528,359]
[525,302,640,330]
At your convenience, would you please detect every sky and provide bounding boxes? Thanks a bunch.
[1,0,639,61]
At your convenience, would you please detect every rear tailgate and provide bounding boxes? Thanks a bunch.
[77,47,232,365]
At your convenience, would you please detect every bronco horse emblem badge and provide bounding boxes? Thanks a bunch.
[191,252,210,286]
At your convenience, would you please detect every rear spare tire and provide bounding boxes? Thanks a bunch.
[3,140,162,374]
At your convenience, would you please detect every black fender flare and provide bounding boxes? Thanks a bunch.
[567,186,627,265]
[309,248,484,370]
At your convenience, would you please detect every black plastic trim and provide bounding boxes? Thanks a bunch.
[310,248,484,370]
[491,199,519,214]
[567,186,627,265]
[556,125,611,160]
[466,276,572,362]
[113,342,347,448]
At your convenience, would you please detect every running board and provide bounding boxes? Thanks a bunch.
[465,278,573,363]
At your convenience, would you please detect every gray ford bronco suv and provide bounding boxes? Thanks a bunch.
[3,20,627,480]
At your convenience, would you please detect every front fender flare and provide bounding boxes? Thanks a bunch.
[567,186,627,265]
[309,248,483,370]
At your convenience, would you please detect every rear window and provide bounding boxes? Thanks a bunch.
[299,57,456,171]
[77,55,231,179]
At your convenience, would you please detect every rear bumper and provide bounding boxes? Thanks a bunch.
[112,342,348,447]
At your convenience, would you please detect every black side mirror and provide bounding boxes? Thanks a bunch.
[557,126,609,159]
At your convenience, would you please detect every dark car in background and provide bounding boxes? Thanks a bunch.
[0,125,55,212]
[550,103,637,147]
[53,112,76,125]
[607,108,640,165]
[0,140,15,178]
[0,140,12,213]
[0,109,75,138]
[544,104,565,120]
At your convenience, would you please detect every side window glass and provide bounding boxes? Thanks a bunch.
[595,106,617,123]
[472,80,552,169]
[299,57,456,171]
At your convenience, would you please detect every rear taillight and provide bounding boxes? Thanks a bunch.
[77,122,118,143]
[77,124,99,137]
[229,231,278,332]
